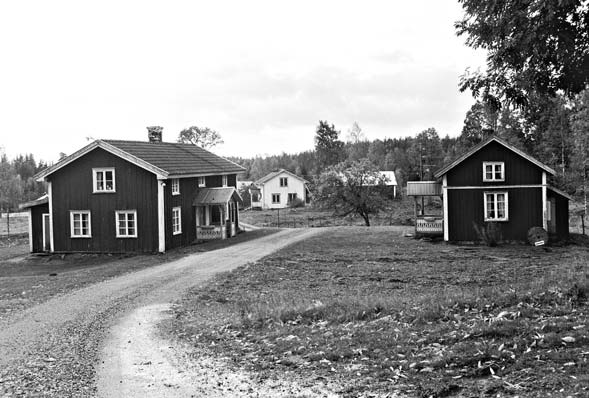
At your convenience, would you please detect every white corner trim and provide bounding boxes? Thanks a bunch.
[48,181,54,252]
[158,179,165,252]
[442,175,449,241]
[28,208,33,252]
[542,172,548,230]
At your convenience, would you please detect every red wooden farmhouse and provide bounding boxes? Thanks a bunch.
[20,127,244,253]
[408,136,570,242]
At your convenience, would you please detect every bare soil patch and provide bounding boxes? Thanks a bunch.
[168,227,589,397]
[0,229,276,319]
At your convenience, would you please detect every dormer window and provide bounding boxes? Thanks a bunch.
[171,178,180,195]
[198,176,206,187]
[483,162,504,182]
[280,177,288,187]
[93,168,115,193]
[222,175,228,187]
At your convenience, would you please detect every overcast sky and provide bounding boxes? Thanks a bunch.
[0,0,486,163]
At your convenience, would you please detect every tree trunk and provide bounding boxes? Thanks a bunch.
[361,212,370,226]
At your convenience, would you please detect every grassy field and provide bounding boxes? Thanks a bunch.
[0,229,277,319]
[240,196,429,228]
[168,227,589,398]
[0,214,28,237]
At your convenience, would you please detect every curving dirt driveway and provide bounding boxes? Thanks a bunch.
[0,228,325,397]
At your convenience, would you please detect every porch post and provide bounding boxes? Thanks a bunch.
[442,175,449,241]
[542,172,548,230]
[220,205,226,240]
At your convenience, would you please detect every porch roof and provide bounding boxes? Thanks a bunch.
[193,187,243,206]
[19,194,49,209]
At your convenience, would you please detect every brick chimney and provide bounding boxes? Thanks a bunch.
[147,126,163,143]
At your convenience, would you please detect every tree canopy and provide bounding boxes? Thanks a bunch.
[314,159,390,226]
[314,120,345,172]
[456,0,589,108]
[177,126,224,149]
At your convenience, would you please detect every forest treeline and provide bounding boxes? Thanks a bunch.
[231,88,589,201]
[1,88,588,213]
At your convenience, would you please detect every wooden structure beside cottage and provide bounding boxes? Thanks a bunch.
[21,127,245,253]
[408,136,570,242]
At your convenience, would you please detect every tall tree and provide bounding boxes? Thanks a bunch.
[0,154,24,214]
[314,120,344,172]
[314,159,390,226]
[408,128,443,180]
[456,0,589,109]
[177,126,224,149]
[346,122,365,143]
[571,88,589,210]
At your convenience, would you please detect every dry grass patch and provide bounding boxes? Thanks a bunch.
[169,227,589,398]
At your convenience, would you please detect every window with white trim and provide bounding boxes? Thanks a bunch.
[272,193,280,204]
[483,162,505,182]
[172,207,182,235]
[288,193,297,203]
[70,211,91,238]
[93,168,115,192]
[484,192,508,221]
[198,176,206,187]
[171,178,180,195]
[116,210,137,238]
[280,177,288,187]
[222,175,228,187]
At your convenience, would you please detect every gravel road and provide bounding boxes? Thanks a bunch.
[0,228,324,397]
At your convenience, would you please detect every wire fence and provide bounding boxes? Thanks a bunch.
[0,212,28,237]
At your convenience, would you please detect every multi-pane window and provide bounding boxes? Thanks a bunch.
[272,193,281,204]
[116,210,137,238]
[222,175,228,187]
[483,162,505,182]
[198,176,206,187]
[171,179,180,195]
[93,168,115,192]
[484,192,508,221]
[288,193,297,203]
[280,177,288,187]
[70,211,91,238]
[172,207,182,235]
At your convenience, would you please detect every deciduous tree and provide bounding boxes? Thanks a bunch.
[314,159,390,226]
[177,126,224,149]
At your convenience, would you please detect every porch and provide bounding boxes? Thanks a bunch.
[194,188,243,240]
[407,181,444,236]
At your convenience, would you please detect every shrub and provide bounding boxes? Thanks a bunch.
[289,197,305,208]
[473,221,502,246]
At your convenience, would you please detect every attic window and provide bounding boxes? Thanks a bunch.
[93,168,115,193]
[171,178,180,195]
[198,176,206,187]
[483,162,504,182]
[280,177,288,187]
[222,175,228,187]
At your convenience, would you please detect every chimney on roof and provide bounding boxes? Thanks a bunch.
[147,126,163,143]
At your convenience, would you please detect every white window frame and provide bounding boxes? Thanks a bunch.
[92,168,116,193]
[70,210,91,238]
[484,191,509,221]
[116,210,138,238]
[172,206,182,235]
[280,177,288,187]
[288,193,297,203]
[482,162,505,182]
[222,175,228,187]
[198,176,206,187]
[272,193,281,204]
[171,178,180,195]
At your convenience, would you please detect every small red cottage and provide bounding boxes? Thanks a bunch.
[408,136,570,242]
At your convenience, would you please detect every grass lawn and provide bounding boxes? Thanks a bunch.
[240,196,425,228]
[168,227,589,398]
[0,229,277,319]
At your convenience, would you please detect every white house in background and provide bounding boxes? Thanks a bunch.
[255,169,310,209]
[377,170,398,197]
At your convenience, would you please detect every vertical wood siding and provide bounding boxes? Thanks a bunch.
[31,203,49,252]
[49,148,158,252]
[447,141,543,186]
[164,173,237,250]
[448,188,542,242]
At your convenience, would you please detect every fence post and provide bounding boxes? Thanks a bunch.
[582,212,586,235]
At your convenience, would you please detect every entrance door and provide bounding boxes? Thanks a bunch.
[547,198,556,233]
[42,213,50,251]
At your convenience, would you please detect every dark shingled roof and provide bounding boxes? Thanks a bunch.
[193,187,243,205]
[103,140,245,176]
